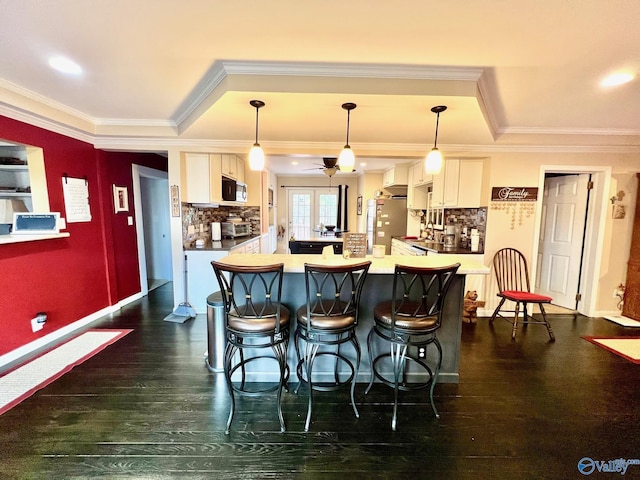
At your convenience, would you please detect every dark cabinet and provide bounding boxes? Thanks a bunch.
[289,241,343,255]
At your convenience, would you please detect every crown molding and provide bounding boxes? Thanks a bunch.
[92,136,640,155]
[499,126,640,136]
[0,78,96,125]
[0,103,94,144]
[94,118,177,127]
[219,60,485,81]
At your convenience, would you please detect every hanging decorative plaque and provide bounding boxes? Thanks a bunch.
[491,187,538,202]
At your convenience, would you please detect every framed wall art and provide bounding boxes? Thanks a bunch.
[113,185,129,213]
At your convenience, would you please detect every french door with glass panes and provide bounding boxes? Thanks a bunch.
[287,188,338,240]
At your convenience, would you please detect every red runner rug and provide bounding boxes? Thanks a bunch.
[0,329,132,415]
[582,336,640,364]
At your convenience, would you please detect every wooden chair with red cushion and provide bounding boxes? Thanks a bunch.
[490,248,555,342]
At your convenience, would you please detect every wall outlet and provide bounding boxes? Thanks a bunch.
[418,346,426,359]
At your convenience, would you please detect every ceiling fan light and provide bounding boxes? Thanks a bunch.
[249,143,265,171]
[338,146,355,172]
[425,148,443,174]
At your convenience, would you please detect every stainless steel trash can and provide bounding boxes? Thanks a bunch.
[205,292,225,372]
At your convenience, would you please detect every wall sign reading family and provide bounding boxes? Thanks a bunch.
[491,187,538,202]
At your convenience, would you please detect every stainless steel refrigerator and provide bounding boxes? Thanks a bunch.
[366,198,407,254]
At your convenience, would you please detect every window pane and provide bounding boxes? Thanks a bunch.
[291,193,311,239]
[318,194,337,226]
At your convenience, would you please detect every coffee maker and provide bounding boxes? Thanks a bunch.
[443,224,460,250]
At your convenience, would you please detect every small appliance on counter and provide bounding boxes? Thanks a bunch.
[221,221,251,238]
[442,234,456,250]
[443,224,460,250]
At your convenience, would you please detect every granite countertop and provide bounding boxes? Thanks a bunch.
[184,234,260,252]
[395,236,483,255]
[290,236,344,243]
[216,253,490,276]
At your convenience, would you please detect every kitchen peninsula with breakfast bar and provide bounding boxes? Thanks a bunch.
[215,252,489,384]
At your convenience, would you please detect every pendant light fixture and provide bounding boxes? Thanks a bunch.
[425,105,447,175]
[338,102,356,172]
[249,100,265,171]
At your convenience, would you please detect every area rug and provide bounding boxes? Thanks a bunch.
[603,315,640,327]
[583,336,640,364]
[0,329,132,415]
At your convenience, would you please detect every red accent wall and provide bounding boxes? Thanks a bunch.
[0,116,167,356]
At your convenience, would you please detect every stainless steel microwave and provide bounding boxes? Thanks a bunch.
[222,176,236,201]
[236,182,247,203]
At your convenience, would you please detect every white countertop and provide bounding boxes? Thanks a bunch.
[216,253,490,275]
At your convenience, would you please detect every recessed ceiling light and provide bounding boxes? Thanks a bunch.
[600,72,634,87]
[359,162,367,166]
[48,56,83,75]
[291,161,299,166]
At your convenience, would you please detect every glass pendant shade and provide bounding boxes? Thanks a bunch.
[338,146,355,172]
[249,143,265,171]
[425,105,447,175]
[425,147,443,174]
[338,103,357,173]
[248,100,265,171]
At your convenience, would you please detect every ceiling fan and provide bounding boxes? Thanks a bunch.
[304,157,355,177]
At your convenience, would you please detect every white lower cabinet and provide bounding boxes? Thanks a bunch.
[391,238,427,256]
[185,250,228,314]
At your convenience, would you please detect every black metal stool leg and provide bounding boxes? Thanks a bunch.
[365,328,376,395]
[350,334,361,419]
[429,340,443,419]
[224,343,237,435]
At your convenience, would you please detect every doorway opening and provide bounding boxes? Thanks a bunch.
[132,164,172,295]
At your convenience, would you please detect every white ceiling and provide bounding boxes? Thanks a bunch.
[1,1,639,175]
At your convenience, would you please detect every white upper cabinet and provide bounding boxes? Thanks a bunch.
[456,159,484,207]
[411,160,433,186]
[431,158,460,208]
[222,154,245,183]
[430,158,484,208]
[407,161,427,210]
[182,153,223,203]
[382,164,409,188]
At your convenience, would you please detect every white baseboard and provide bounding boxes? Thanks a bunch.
[0,293,142,371]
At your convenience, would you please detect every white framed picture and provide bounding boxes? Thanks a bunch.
[113,185,128,213]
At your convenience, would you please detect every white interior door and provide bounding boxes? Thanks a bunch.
[536,174,590,309]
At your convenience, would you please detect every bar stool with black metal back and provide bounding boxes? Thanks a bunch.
[489,247,555,342]
[366,262,460,431]
[294,261,371,431]
[211,261,290,434]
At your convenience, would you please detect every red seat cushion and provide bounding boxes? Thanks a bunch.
[500,290,552,303]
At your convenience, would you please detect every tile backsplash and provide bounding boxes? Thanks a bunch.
[182,204,261,245]
[444,207,487,251]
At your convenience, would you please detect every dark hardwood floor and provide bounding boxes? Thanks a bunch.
[1,283,639,479]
